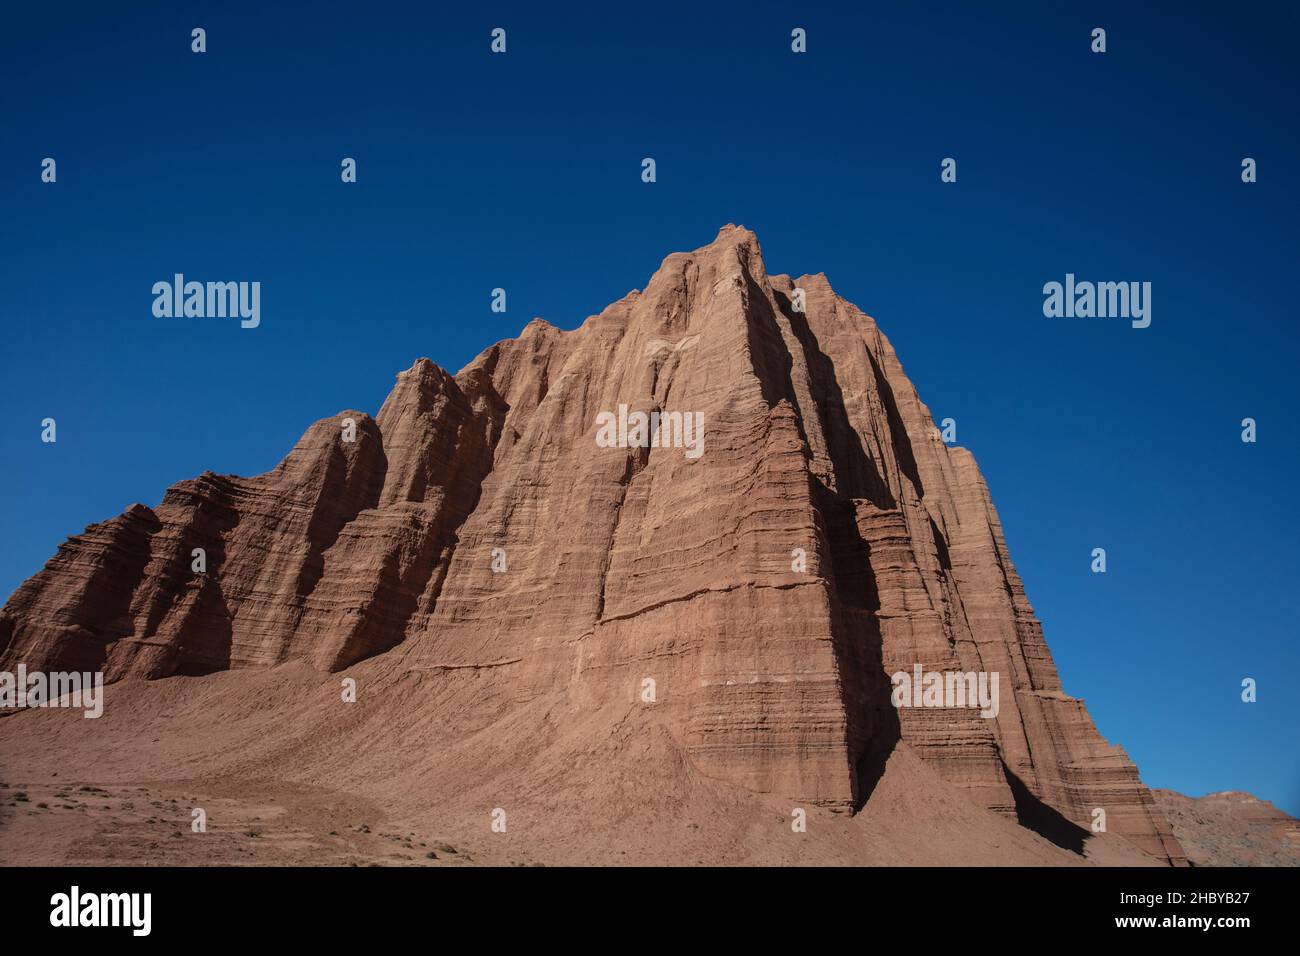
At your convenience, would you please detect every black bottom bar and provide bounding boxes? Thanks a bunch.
[0,864,1290,940]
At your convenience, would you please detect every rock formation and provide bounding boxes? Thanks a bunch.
[0,225,1185,865]
[1153,789,1300,866]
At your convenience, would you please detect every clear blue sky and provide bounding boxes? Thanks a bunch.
[2,2,1296,814]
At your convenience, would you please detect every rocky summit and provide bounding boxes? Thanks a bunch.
[0,226,1189,866]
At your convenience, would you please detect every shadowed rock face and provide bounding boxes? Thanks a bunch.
[0,225,1185,865]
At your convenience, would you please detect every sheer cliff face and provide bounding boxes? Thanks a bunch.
[0,226,1184,864]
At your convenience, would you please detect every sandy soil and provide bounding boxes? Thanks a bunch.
[0,662,1164,867]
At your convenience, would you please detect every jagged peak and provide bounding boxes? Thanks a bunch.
[522,317,558,335]
[794,271,833,290]
[380,361,459,422]
[400,357,455,382]
[698,223,763,267]
[654,224,762,269]
[713,222,758,245]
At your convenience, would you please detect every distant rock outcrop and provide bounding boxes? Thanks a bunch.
[1153,789,1300,866]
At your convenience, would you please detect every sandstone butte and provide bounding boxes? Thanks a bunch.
[0,226,1191,866]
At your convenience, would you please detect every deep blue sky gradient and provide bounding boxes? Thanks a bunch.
[2,2,1297,813]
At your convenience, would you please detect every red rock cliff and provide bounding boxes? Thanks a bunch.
[0,225,1185,865]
